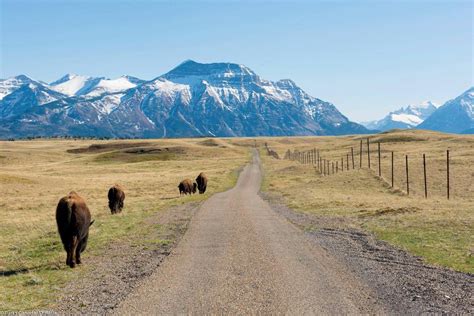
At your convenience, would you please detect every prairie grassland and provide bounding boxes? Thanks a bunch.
[252,130,474,273]
[0,137,250,311]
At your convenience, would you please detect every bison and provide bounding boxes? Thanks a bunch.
[108,184,125,214]
[56,191,94,268]
[178,179,197,195]
[196,172,208,194]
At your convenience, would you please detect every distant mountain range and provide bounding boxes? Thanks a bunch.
[362,101,438,131]
[362,88,474,134]
[0,60,371,138]
[0,61,472,139]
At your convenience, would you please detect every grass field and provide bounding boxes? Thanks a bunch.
[255,130,474,273]
[0,138,250,311]
[1,130,472,311]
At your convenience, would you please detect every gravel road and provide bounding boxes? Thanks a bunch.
[116,151,386,314]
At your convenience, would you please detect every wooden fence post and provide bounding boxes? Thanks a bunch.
[367,138,371,168]
[423,154,427,198]
[346,154,349,170]
[391,151,394,188]
[360,140,363,168]
[336,161,338,173]
[447,150,450,200]
[405,155,409,195]
[341,157,344,171]
[332,162,334,175]
[378,142,381,177]
[351,147,355,169]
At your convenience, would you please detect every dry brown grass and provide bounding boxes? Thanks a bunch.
[0,138,250,311]
[1,131,472,311]
[246,130,474,273]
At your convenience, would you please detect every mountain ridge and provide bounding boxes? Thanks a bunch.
[0,60,372,138]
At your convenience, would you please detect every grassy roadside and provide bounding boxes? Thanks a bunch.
[256,130,474,273]
[0,138,250,311]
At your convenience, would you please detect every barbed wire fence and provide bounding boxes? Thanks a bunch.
[282,138,451,200]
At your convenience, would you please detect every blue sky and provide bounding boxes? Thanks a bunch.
[1,0,472,121]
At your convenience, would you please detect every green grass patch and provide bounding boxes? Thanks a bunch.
[368,221,473,273]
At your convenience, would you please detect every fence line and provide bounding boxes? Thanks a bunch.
[283,138,451,199]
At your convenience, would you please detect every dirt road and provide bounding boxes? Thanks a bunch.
[116,151,385,314]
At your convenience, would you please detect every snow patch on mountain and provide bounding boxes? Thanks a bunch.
[390,113,423,125]
[94,94,123,115]
[85,77,138,97]
[50,74,94,96]
[149,78,192,105]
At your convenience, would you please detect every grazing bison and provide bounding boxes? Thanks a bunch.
[56,192,94,268]
[178,179,196,195]
[108,184,125,214]
[196,172,208,194]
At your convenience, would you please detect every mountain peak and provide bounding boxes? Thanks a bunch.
[414,100,438,109]
[50,73,90,86]
[163,60,256,80]
[14,74,34,82]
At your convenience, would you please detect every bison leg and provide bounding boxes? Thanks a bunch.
[68,235,79,268]
[77,233,89,264]
[75,240,82,265]
[66,246,72,267]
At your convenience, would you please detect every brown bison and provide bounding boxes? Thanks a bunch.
[178,179,197,195]
[196,172,208,194]
[56,191,94,268]
[108,184,125,214]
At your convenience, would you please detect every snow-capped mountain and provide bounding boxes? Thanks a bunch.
[0,75,36,100]
[362,101,438,131]
[0,77,67,119]
[49,74,143,97]
[0,60,371,138]
[417,87,474,134]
